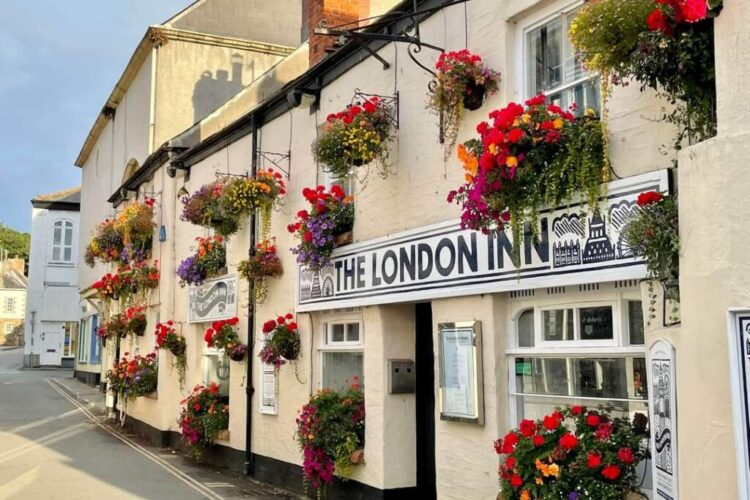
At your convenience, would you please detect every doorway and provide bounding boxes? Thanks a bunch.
[415,302,436,498]
[40,330,62,366]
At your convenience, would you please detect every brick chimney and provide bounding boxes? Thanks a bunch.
[305,0,368,66]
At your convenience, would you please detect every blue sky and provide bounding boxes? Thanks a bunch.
[0,0,189,233]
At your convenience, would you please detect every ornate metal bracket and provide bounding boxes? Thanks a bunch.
[256,150,292,179]
[351,89,399,129]
[215,170,249,179]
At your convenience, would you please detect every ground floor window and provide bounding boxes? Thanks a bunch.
[63,321,77,357]
[320,318,364,391]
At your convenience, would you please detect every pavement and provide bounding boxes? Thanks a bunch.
[0,348,305,500]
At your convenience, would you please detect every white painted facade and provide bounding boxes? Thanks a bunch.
[24,192,80,367]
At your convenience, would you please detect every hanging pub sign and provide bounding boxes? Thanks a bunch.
[648,339,678,500]
[188,274,238,323]
[438,321,484,424]
[728,311,750,499]
[297,170,668,311]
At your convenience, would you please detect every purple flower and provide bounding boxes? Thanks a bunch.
[568,493,580,500]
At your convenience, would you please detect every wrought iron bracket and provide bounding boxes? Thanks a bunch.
[351,89,400,129]
[256,150,292,179]
[215,170,249,179]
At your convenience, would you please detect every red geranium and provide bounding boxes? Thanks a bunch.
[587,452,602,469]
[637,190,664,207]
[532,435,545,447]
[559,433,578,450]
[602,464,621,480]
[519,419,537,437]
[586,413,601,427]
[617,447,635,464]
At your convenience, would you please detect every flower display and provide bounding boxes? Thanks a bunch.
[296,383,365,496]
[313,96,393,179]
[447,95,605,266]
[154,321,187,383]
[494,407,649,499]
[85,200,155,267]
[177,236,226,287]
[428,49,500,156]
[106,352,158,400]
[97,313,128,342]
[203,317,247,361]
[623,191,679,299]
[288,185,355,270]
[238,238,283,304]
[179,383,229,457]
[180,170,286,237]
[124,306,147,336]
[259,313,300,369]
[91,261,160,306]
[570,0,722,146]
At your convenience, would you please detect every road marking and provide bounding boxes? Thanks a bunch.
[204,483,236,488]
[8,408,80,433]
[0,423,89,464]
[0,465,41,500]
[45,378,225,500]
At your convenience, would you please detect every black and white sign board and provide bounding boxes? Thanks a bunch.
[188,274,238,323]
[728,311,750,499]
[438,321,484,424]
[297,170,668,311]
[260,363,278,415]
[648,339,678,500]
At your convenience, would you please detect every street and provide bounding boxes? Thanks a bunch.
[0,348,297,500]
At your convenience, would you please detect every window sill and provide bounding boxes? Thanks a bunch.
[47,262,75,267]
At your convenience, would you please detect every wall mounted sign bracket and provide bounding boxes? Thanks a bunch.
[351,89,400,129]
[256,150,292,179]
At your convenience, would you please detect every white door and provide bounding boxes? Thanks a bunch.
[40,331,62,366]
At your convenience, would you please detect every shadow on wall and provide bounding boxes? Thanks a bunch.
[192,53,254,123]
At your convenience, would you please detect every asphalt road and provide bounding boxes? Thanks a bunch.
[0,348,299,500]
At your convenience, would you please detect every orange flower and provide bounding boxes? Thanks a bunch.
[457,143,478,176]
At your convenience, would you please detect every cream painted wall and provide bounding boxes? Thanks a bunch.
[154,41,289,146]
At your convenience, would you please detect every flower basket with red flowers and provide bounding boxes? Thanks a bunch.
[124,306,147,336]
[623,191,679,301]
[204,317,247,361]
[105,352,158,400]
[238,238,283,304]
[155,321,187,384]
[428,49,500,156]
[179,383,229,457]
[313,96,393,179]
[91,272,125,303]
[288,185,355,271]
[180,179,239,236]
[259,313,301,369]
[296,382,365,497]
[177,236,227,287]
[494,406,649,500]
[447,95,606,267]
[570,0,722,146]
[98,313,128,342]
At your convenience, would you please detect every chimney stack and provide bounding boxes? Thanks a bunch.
[305,0,369,66]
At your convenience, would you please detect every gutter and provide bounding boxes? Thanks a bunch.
[244,116,259,477]
[107,145,187,205]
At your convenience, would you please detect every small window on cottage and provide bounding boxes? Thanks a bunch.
[3,298,16,314]
[52,220,74,262]
[4,323,12,334]
[321,321,364,392]
[524,8,600,114]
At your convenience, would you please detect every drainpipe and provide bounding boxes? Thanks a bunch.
[244,115,258,477]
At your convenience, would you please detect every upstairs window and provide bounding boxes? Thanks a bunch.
[52,220,74,263]
[523,5,600,114]
[4,298,16,314]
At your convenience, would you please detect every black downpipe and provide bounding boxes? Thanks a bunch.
[244,115,259,477]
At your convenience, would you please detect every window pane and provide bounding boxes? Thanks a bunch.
[513,394,648,425]
[52,248,60,261]
[346,323,360,342]
[579,306,613,340]
[322,352,363,391]
[526,17,562,95]
[331,324,345,343]
[543,309,574,341]
[514,356,648,401]
[64,227,73,246]
[53,227,61,245]
[517,309,535,347]
[547,79,600,115]
[629,301,645,345]
[64,248,72,262]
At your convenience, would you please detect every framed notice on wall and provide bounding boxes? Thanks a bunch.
[728,310,750,499]
[188,274,237,323]
[260,363,278,415]
[438,321,484,424]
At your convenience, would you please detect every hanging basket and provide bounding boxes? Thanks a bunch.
[170,343,186,357]
[462,82,487,111]
[133,322,147,337]
[335,231,354,247]
[228,347,247,362]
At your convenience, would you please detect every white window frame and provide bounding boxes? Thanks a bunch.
[318,314,364,390]
[51,219,75,264]
[4,323,12,334]
[3,297,16,314]
[515,0,596,104]
[538,300,620,348]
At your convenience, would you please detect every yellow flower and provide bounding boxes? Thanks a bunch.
[488,143,499,155]
[585,108,596,118]
[506,156,518,168]
[535,477,543,485]
[521,113,532,124]
[553,118,564,129]
[520,491,531,500]
[547,463,560,478]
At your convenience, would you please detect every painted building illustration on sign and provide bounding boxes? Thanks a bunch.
[649,340,679,500]
[297,171,666,311]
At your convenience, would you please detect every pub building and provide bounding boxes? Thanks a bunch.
[75,0,750,498]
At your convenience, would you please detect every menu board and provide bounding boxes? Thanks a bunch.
[438,321,484,424]
[259,364,278,415]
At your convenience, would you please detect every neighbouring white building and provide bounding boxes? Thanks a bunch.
[0,258,27,347]
[24,188,81,368]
